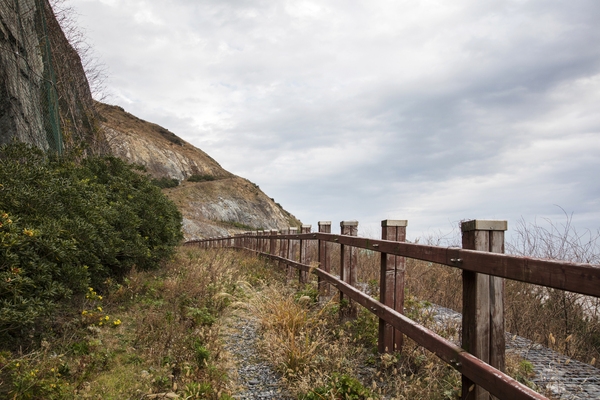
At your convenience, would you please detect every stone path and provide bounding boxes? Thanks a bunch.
[221,310,293,400]
[431,305,600,400]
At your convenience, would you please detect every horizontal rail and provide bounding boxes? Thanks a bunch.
[194,232,600,298]
[236,246,548,400]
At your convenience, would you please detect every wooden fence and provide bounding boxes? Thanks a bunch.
[185,219,600,400]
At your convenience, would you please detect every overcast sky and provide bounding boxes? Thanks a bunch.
[66,0,600,243]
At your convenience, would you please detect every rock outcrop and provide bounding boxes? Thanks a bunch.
[1,1,299,240]
[0,0,106,153]
[97,102,300,240]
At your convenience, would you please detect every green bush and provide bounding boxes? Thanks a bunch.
[0,142,183,342]
[187,174,215,182]
[151,176,180,188]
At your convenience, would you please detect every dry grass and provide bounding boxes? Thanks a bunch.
[243,269,466,399]
[0,247,279,399]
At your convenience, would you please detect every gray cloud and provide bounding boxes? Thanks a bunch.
[69,0,600,240]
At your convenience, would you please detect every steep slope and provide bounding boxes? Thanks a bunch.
[0,0,106,153]
[97,102,300,239]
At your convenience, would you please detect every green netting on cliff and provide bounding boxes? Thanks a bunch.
[4,0,63,153]
[36,0,63,153]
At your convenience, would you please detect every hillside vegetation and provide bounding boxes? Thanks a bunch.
[0,142,182,348]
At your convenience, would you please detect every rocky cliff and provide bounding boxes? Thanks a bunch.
[0,0,106,153]
[1,1,299,240]
[97,102,300,240]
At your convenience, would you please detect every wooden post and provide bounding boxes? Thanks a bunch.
[461,220,507,400]
[340,221,358,319]
[270,229,278,255]
[300,225,312,283]
[279,228,288,270]
[379,219,407,353]
[288,227,298,280]
[257,230,264,253]
[318,221,332,299]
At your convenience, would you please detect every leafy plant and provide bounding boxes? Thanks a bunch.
[301,373,375,400]
[0,142,182,343]
[187,174,216,182]
[151,176,180,188]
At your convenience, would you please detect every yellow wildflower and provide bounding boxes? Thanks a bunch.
[113,319,122,326]
[105,315,109,321]
[23,228,34,236]
[97,306,102,312]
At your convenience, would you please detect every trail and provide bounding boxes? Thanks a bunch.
[221,308,294,400]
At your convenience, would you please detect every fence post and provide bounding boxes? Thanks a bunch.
[288,227,298,280]
[270,229,278,255]
[318,221,332,299]
[461,219,507,400]
[300,225,312,283]
[379,219,407,353]
[279,228,288,270]
[340,221,358,319]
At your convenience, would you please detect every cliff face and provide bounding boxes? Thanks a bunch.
[97,102,301,240]
[1,1,299,240]
[0,0,105,153]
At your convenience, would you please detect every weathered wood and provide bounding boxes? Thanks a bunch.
[288,227,298,280]
[461,221,506,400]
[294,233,600,298]
[340,221,358,319]
[300,225,312,283]
[318,221,332,298]
[203,231,600,298]
[489,230,505,374]
[379,219,407,353]
[270,230,278,255]
[279,229,288,270]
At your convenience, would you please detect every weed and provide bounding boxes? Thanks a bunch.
[301,373,375,399]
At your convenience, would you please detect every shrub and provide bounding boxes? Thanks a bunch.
[187,174,215,182]
[151,176,180,189]
[0,142,182,343]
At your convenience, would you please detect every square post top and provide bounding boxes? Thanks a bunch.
[381,219,408,227]
[302,224,312,230]
[318,221,332,226]
[461,219,508,232]
[289,227,298,232]
[340,220,359,227]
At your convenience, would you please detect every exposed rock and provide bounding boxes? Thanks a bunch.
[97,102,300,240]
[0,0,107,153]
[1,1,299,240]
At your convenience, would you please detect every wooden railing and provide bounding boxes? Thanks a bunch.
[185,219,600,400]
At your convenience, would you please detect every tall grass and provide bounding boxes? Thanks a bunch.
[0,248,278,399]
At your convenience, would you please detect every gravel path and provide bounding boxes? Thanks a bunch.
[431,305,600,400]
[221,309,294,400]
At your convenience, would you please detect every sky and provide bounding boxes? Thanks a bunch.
[64,0,600,243]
